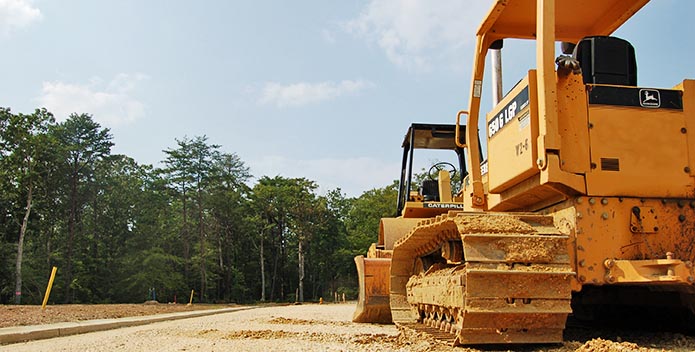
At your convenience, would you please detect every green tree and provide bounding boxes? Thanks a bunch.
[52,113,113,302]
[78,155,153,301]
[162,137,194,288]
[206,152,252,302]
[163,136,219,300]
[0,108,56,304]
[302,189,351,301]
[116,164,185,303]
[287,178,319,303]
[252,176,292,301]
[0,105,410,305]
[345,181,399,255]
[251,176,338,303]
[251,177,316,301]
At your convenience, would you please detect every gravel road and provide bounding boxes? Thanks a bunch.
[2,303,694,351]
[1,303,406,352]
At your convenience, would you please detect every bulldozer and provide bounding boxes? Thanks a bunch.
[353,123,468,324]
[353,0,695,345]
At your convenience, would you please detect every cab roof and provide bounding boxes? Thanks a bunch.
[402,123,463,150]
[479,0,649,43]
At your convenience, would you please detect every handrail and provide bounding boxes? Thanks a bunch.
[455,110,469,149]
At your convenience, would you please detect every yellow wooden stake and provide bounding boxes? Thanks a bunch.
[187,289,194,306]
[41,266,57,311]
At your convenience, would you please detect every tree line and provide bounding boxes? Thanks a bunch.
[0,108,398,305]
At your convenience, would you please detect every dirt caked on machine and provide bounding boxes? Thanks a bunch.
[353,0,695,345]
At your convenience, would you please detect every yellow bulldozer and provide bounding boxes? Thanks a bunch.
[353,0,695,345]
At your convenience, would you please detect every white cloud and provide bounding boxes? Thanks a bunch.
[344,0,492,72]
[37,73,149,126]
[249,156,399,197]
[258,79,374,108]
[0,0,42,36]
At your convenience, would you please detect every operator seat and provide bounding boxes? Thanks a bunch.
[574,36,637,86]
[420,180,439,201]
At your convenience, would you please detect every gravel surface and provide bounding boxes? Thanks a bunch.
[2,303,695,351]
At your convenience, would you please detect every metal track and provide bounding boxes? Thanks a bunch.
[389,212,574,345]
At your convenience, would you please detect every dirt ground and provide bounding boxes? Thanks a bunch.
[0,303,227,328]
[2,302,695,351]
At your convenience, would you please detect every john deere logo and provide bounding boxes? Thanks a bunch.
[639,89,660,108]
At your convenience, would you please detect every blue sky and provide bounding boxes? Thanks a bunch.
[1,0,693,197]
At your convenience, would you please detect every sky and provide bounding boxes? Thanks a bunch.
[1,0,693,197]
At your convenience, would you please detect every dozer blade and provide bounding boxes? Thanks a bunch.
[353,256,393,323]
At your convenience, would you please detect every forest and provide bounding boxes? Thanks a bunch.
[0,107,401,305]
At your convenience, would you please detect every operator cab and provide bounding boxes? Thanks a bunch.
[396,123,467,218]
